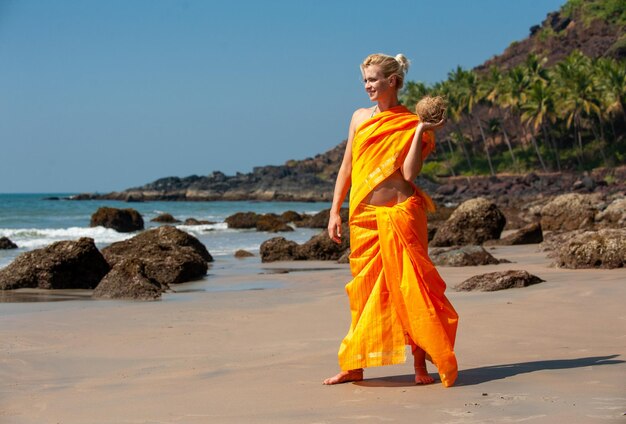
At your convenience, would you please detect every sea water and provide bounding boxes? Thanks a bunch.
[0,193,330,271]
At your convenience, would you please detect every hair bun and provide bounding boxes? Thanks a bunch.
[395,54,410,74]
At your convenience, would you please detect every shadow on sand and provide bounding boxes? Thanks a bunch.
[354,355,624,388]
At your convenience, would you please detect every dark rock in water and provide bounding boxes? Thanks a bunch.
[102,226,212,285]
[260,237,299,262]
[0,237,18,250]
[93,259,165,300]
[429,245,504,267]
[234,249,254,258]
[225,212,260,229]
[487,222,544,246]
[298,208,349,228]
[184,218,215,226]
[455,270,544,292]
[281,210,305,224]
[256,214,293,232]
[90,207,144,233]
[0,238,110,290]
[43,196,60,201]
[260,224,350,262]
[540,193,596,232]
[151,213,181,224]
[550,229,625,269]
[295,224,349,261]
[431,198,506,247]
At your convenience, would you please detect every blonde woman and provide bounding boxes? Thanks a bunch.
[324,53,458,387]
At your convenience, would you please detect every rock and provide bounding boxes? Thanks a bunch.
[551,229,625,269]
[429,245,504,266]
[102,226,212,285]
[295,224,350,260]
[431,198,506,246]
[90,207,144,233]
[337,248,351,264]
[499,222,543,245]
[572,175,596,192]
[281,210,305,223]
[427,223,438,242]
[260,237,299,262]
[298,208,349,228]
[234,249,254,258]
[436,184,457,195]
[183,218,215,225]
[225,212,260,229]
[540,193,597,232]
[0,238,110,290]
[93,259,165,300]
[151,213,181,223]
[427,205,455,223]
[0,237,18,249]
[595,197,626,229]
[256,214,293,232]
[455,270,545,292]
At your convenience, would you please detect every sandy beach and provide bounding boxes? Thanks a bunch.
[1,244,624,423]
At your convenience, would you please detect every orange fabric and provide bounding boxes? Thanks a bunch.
[338,106,458,387]
[349,105,434,217]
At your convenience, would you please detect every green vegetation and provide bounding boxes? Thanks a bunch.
[562,0,626,27]
[400,0,626,178]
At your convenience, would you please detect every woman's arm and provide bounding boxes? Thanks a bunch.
[401,119,445,182]
[327,110,360,243]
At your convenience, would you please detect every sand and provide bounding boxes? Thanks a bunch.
[1,245,624,423]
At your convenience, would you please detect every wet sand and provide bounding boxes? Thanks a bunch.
[1,245,624,423]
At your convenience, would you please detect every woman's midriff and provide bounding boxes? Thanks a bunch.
[363,170,414,207]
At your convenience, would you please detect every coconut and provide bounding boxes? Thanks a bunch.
[415,96,447,123]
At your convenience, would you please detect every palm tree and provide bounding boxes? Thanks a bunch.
[438,76,474,172]
[400,81,430,109]
[521,81,557,171]
[451,67,495,175]
[483,66,517,165]
[553,51,601,167]
[595,57,626,130]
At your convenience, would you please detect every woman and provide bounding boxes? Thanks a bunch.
[323,53,459,387]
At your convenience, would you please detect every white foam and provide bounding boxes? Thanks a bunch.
[0,226,135,249]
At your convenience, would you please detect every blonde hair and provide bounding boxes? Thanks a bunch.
[361,53,410,89]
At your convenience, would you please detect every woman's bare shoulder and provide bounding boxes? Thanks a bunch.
[351,106,374,130]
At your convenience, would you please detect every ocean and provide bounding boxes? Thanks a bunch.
[0,193,330,272]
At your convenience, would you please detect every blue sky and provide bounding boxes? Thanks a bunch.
[0,0,566,193]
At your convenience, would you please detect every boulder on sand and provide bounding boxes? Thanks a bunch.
[431,197,506,247]
[0,238,110,290]
[540,193,596,232]
[455,270,545,292]
[550,228,625,269]
[101,226,212,286]
[93,259,165,300]
[429,245,505,267]
[90,207,144,232]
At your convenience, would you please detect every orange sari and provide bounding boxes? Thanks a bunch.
[338,105,458,387]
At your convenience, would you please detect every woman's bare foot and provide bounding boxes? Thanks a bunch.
[413,346,435,385]
[322,369,364,385]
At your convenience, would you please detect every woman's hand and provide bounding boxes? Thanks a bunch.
[327,213,343,244]
[418,118,446,132]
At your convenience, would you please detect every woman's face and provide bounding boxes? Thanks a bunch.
[362,65,394,102]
